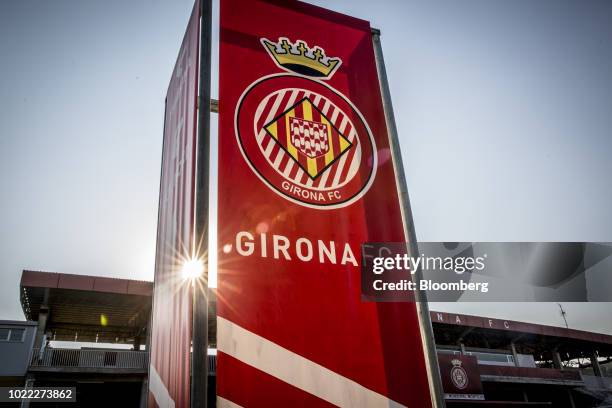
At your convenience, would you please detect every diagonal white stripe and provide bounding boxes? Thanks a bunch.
[293,167,305,183]
[260,89,301,163]
[149,364,176,408]
[329,106,341,125]
[254,93,274,129]
[256,91,287,144]
[264,135,276,157]
[282,160,294,177]
[272,148,284,167]
[217,396,244,408]
[217,316,407,408]
[321,99,332,116]
[305,174,315,187]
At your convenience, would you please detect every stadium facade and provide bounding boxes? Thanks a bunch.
[0,270,610,407]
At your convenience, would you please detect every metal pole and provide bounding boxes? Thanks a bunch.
[371,28,446,408]
[510,342,520,367]
[192,0,212,406]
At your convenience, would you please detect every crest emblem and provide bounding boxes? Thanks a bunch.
[450,359,469,390]
[289,116,331,158]
[234,38,376,209]
[264,97,352,179]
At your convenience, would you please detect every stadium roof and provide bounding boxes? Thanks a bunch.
[20,270,152,343]
[19,270,217,346]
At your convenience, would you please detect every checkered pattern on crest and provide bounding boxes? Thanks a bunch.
[289,117,329,158]
[257,89,359,187]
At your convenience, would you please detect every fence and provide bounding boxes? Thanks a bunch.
[30,348,148,370]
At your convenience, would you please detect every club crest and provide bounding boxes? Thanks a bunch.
[450,359,469,390]
[234,38,377,209]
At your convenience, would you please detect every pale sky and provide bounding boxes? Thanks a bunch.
[1,0,611,333]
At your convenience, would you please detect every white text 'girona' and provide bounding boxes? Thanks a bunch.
[230,231,358,266]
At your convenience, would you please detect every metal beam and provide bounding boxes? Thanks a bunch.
[590,351,603,376]
[552,350,563,369]
[510,342,520,367]
[479,375,584,387]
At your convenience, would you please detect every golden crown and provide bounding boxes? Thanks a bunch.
[261,37,342,79]
[451,359,463,367]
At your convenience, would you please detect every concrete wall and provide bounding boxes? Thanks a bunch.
[0,320,37,376]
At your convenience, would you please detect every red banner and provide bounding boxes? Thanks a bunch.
[438,354,484,401]
[218,0,432,406]
[148,2,199,407]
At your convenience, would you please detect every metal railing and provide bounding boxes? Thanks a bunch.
[30,348,148,370]
[581,374,612,390]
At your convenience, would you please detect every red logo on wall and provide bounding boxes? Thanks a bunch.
[234,38,377,209]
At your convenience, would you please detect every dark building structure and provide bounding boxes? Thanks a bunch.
[17,270,152,407]
[0,270,217,407]
[0,270,610,407]
[432,311,612,406]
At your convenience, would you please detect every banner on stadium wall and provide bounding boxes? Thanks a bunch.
[438,354,484,401]
[148,2,199,407]
[217,1,433,406]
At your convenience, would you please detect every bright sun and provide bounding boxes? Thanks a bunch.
[181,258,204,281]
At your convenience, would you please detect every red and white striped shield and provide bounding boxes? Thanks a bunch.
[236,76,375,208]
